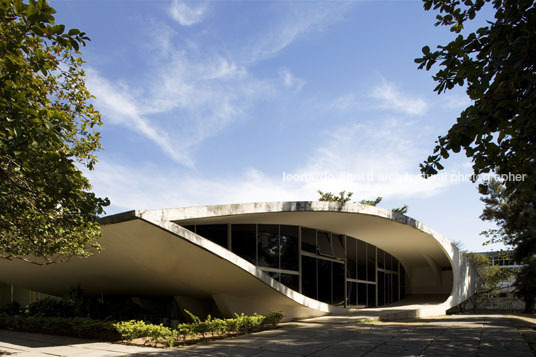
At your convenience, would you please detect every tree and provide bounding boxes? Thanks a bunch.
[317,190,353,203]
[359,196,383,206]
[392,205,409,215]
[463,253,513,312]
[415,2,535,258]
[513,254,536,314]
[317,191,409,214]
[0,0,109,264]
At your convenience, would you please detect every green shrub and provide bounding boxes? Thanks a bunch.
[27,298,75,318]
[0,315,118,340]
[262,312,284,327]
[1,302,21,316]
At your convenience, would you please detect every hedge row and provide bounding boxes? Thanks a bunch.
[114,311,284,347]
[0,311,284,347]
[0,315,119,340]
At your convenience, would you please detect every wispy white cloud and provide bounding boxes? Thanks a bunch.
[279,68,305,92]
[88,118,458,214]
[371,81,428,116]
[88,2,353,167]
[244,2,353,63]
[86,69,195,166]
[169,1,207,26]
[441,92,472,110]
[330,93,358,112]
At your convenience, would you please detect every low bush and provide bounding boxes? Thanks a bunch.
[0,315,119,340]
[115,310,284,347]
[0,310,284,348]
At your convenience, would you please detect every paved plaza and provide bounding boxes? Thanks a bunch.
[0,314,534,356]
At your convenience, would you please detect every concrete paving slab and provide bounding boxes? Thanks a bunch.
[1,313,534,356]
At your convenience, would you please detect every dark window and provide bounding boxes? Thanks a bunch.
[281,273,299,291]
[318,259,331,303]
[400,264,406,299]
[183,225,195,232]
[367,244,376,282]
[196,224,228,248]
[347,282,356,306]
[358,283,367,306]
[258,224,279,268]
[385,252,392,271]
[333,262,345,306]
[385,273,392,305]
[317,231,333,257]
[302,255,317,299]
[231,224,256,265]
[393,273,399,303]
[378,271,385,306]
[393,257,399,273]
[357,240,367,281]
[265,270,280,280]
[377,249,385,269]
[280,225,299,271]
[367,283,376,307]
[333,234,345,259]
[301,228,316,253]
[346,237,357,279]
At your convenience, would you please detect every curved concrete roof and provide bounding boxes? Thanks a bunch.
[0,201,478,320]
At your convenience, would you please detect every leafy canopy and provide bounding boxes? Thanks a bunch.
[0,0,109,264]
[416,0,536,260]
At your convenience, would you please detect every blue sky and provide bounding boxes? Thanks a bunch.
[52,0,501,252]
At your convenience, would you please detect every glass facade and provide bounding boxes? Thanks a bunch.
[188,223,407,308]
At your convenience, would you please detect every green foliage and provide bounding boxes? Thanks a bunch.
[464,253,513,311]
[0,315,119,339]
[27,297,75,318]
[318,190,353,203]
[0,301,21,315]
[359,196,382,206]
[416,0,536,257]
[0,0,109,263]
[115,310,284,347]
[391,205,408,215]
[514,254,536,314]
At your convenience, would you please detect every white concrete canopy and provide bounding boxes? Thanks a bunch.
[0,201,478,320]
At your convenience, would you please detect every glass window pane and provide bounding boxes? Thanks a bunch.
[281,273,299,292]
[317,231,334,257]
[393,273,399,303]
[377,249,385,269]
[400,264,406,299]
[393,257,399,273]
[357,240,367,281]
[183,225,195,232]
[280,225,299,271]
[318,259,331,304]
[302,255,317,300]
[378,271,385,306]
[367,244,376,282]
[258,224,279,268]
[332,262,345,306]
[231,224,256,265]
[386,252,392,271]
[347,282,356,306]
[346,237,357,279]
[367,283,376,308]
[301,228,316,253]
[333,234,345,259]
[358,283,367,306]
[196,224,228,248]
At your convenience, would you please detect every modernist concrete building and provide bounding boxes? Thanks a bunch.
[0,202,478,320]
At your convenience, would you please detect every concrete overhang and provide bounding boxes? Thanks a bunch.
[0,201,477,319]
